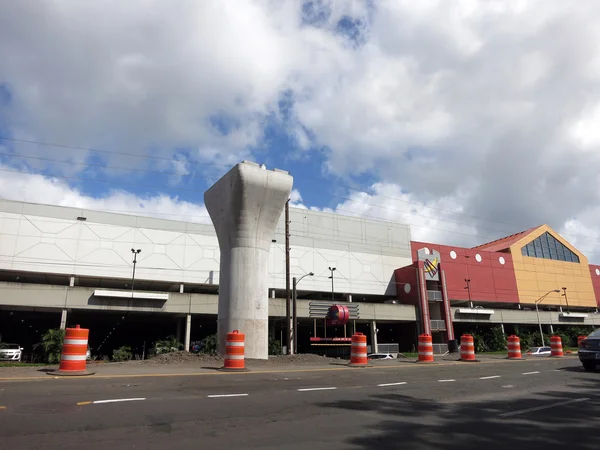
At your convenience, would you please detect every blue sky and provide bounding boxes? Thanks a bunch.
[1,0,600,262]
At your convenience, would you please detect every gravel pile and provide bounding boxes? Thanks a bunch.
[143,351,223,365]
[246,353,340,366]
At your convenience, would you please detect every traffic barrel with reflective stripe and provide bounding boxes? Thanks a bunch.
[507,335,523,360]
[55,325,94,376]
[578,335,587,347]
[550,335,564,357]
[417,334,434,363]
[223,330,245,370]
[349,333,368,366]
[460,334,477,362]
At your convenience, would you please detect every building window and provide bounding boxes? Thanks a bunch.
[520,232,580,263]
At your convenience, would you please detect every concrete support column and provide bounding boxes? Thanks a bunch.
[179,283,184,294]
[60,309,67,330]
[204,161,292,360]
[549,324,554,335]
[69,276,75,287]
[185,314,191,352]
[370,320,378,354]
[500,323,505,335]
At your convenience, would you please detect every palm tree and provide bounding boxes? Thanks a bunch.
[36,328,65,364]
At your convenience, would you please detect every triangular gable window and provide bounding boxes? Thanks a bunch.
[521,232,580,263]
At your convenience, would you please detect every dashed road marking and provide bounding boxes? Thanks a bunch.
[298,387,337,392]
[438,379,456,382]
[480,375,501,380]
[207,393,249,398]
[499,398,589,418]
[522,371,540,375]
[93,398,146,404]
[377,382,407,387]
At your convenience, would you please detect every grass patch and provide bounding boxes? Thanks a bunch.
[0,362,48,368]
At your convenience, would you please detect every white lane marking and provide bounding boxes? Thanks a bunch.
[499,398,589,418]
[297,387,337,392]
[522,371,540,375]
[480,375,501,380]
[93,398,146,404]
[438,379,456,382]
[207,394,249,398]
[377,382,407,387]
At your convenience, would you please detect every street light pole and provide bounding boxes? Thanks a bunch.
[328,267,336,303]
[292,272,314,354]
[464,278,472,307]
[561,287,570,313]
[131,248,141,296]
[535,289,560,347]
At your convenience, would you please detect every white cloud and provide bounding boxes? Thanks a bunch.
[0,165,211,223]
[2,1,600,264]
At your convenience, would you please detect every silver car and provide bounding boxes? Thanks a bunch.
[0,343,23,361]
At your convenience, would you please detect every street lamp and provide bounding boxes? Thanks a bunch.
[535,289,560,346]
[292,271,314,354]
[464,278,472,306]
[328,267,336,302]
[561,287,570,313]
[131,248,141,296]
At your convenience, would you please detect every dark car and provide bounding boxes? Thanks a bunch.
[578,328,600,371]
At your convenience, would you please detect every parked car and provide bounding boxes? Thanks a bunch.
[526,346,552,356]
[0,343,23,361]
[367,353,394,360]
[578,328,600,372]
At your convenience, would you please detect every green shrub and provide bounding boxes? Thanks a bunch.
[200,334,218,355]
[36,328,65,364]
[112,346,132,362]
[268,337,282,355]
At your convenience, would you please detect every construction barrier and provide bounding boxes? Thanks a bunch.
[417,334,434,363]
[56,325,92,376]
[550,335,564,357]
[578,335,587,347]
[349,332,368,366]
[223,330,245,370]
[460,334,476,362]
[507,335,522,359]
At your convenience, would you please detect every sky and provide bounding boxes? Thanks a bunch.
[1,0,600,263]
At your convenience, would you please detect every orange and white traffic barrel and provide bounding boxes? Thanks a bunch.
[55,325,94,376]
[223,330,246,370]
[460,334,476,362]
[550,335,564,357]
[349,332,368,366]
[417,334,434,363]
[578,335,587,347]
[507,335,523,360]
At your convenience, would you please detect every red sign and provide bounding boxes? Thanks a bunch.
[326,304,350,326]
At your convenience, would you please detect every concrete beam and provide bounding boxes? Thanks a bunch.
[204,161,293,360]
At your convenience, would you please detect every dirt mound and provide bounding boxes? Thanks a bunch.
[247,353,340,366]
[145,351,223,365]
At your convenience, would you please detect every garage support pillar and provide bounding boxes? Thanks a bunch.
[60,309,67,330]
[370,320,378,354]
[184,314,191,352]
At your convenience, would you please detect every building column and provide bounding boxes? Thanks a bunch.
[370,320,378,354]
[549,324,554,335]
[179,283,184,294]
[500,323,505,335]
[60,309,67,330]
[185,314,192,352]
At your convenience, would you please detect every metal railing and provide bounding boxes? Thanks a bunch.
[430,319,446,330]
[432,343,447,354]
[378,343,399,355]
[427,290,443,302]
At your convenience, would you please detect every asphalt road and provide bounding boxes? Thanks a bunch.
[0,357,598,449]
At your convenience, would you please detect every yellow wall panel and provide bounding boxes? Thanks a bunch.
[510,225,596,307]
